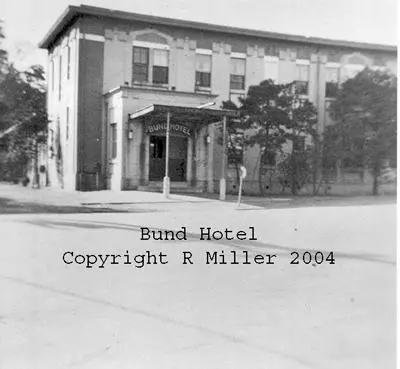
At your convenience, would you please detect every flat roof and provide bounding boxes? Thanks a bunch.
[129,104,239,122]
[104,85,219,99]
[39,4,397,53]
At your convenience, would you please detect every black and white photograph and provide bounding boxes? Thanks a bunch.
[0,0,397,368]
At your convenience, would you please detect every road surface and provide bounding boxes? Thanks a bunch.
[0,199,396,368]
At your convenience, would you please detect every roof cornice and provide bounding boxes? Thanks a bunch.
[39,4,397,53]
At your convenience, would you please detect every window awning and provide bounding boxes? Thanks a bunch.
[128,104,239,126]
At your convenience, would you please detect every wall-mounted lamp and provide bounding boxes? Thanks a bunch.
[128,129,134,140]
[204,134,211,145]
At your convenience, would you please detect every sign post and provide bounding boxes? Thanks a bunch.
[237,165,247,207]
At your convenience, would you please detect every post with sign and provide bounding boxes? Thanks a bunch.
[237,165,247,207]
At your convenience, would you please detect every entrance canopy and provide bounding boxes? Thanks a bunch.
[128,104,239,127]
[128,103,238,200]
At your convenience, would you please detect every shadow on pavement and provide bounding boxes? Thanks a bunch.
[177,192,396,210]
[0,197,154,214]
[23,219,394,266]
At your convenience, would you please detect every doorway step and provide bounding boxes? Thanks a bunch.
[137,181,203,193]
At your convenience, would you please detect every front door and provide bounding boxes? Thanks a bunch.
[149,135,187,182]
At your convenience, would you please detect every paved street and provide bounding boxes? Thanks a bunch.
[0,187,396,369]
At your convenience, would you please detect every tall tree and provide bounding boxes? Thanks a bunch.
[225,79,318,195]
[220,99,247,186]
[1,65,48,185]
[0,23,47,185]
[328,68,397,195]
[237,80,290,195]
[275,88,318,195]
[0,20,7,76]
[0,20,9,132]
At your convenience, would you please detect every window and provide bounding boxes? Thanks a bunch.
[325,100,334,125]
[152,49,169,84]
[132,46,169,85]
[295,63,309,95]
[58,56,62,100]
[264,57,279,83]
[66,107,70,140]
[262,149,276,166]
[325,67,339,98]
[67,45,71,80]
[230,58,246,90]
[295,81,308,95]
[195,54,211,88]
[107,105,115,124]
[111,124,117,159]
[51,59,55,91]
[132,47,149,83]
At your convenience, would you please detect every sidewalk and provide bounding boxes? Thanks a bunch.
[0,182,395,214]
[0,183,212,206]
[0,183,223,214]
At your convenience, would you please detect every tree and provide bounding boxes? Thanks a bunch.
[234,80,290,195]
[0,64,48,186]
[275,90,318,195]
[220,99,247,187]
[0,20,7,77]
[0,22,48,185]
[224,79,318,196]
[0,20,9,132]
[328,68,397,195]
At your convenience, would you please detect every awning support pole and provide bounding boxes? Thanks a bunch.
[163,111,171,198]
[219,115,227,201]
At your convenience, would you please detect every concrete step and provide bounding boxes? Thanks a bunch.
[138,182,203,193]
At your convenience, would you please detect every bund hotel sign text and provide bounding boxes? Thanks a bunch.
[145,123,192,136]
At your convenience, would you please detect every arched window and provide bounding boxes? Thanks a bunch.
[131,30,172,86]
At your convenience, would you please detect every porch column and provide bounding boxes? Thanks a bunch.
[186,136,193,184]
[163,111,171,198]
[219,115,227,200]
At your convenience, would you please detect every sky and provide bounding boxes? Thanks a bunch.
[1,0,398,70]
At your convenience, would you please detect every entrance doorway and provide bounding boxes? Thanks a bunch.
[149,135,187,181]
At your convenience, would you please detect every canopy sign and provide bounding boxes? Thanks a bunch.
[145,123,191,136]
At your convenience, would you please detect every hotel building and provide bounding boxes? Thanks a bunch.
[39,5,397,194]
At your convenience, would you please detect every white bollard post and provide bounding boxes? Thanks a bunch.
[219,116,227,201]
[219,178,226,201]
[237,165,247,207]
[237,176,243,206]
[163,176,170,198]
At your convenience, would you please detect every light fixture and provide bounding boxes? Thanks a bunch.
[204,134,211,145]
[128,130,134,140]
